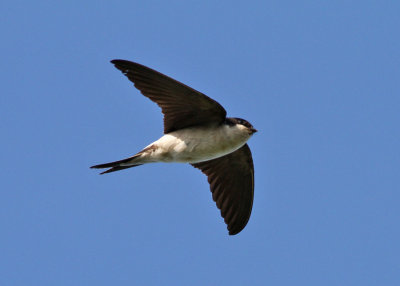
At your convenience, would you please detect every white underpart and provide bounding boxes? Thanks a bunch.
[134,124,252,164]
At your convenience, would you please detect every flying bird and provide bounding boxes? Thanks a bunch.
[91,60,257,235]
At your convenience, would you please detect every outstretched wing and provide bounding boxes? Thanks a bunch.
[111,60,227,134]
[191,144,254,235]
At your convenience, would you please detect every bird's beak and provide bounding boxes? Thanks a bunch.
[250,128,258,134]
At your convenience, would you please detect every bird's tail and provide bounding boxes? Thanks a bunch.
[90,154,143,175]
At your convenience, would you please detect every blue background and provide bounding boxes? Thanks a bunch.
[1,1,399,285]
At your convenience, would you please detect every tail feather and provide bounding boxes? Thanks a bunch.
[90,154,142,175]
[99,164,142,175]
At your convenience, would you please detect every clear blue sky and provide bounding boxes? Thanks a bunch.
[1,1,399,285]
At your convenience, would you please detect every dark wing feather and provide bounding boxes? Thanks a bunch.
[191,144,254,235]
[111,60,227,134]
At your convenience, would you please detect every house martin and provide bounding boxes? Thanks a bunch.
[91,60,257,235]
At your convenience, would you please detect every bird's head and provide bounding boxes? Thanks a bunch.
[225,117,257,135]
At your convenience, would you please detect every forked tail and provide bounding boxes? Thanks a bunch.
[90,154,142,175]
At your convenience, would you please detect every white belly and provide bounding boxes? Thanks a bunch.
[146,124,251,163]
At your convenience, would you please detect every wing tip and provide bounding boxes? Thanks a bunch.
[228,226,245,236]
[110,59,128,67]
[110,59,122,64]
[111,59,141,67]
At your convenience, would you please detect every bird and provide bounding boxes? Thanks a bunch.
[91,60,257,235]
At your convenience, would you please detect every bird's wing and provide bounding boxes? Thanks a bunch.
[191,144,254,235]
[111,60,227,134]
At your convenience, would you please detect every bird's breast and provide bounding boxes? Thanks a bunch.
[152,124,251,163]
